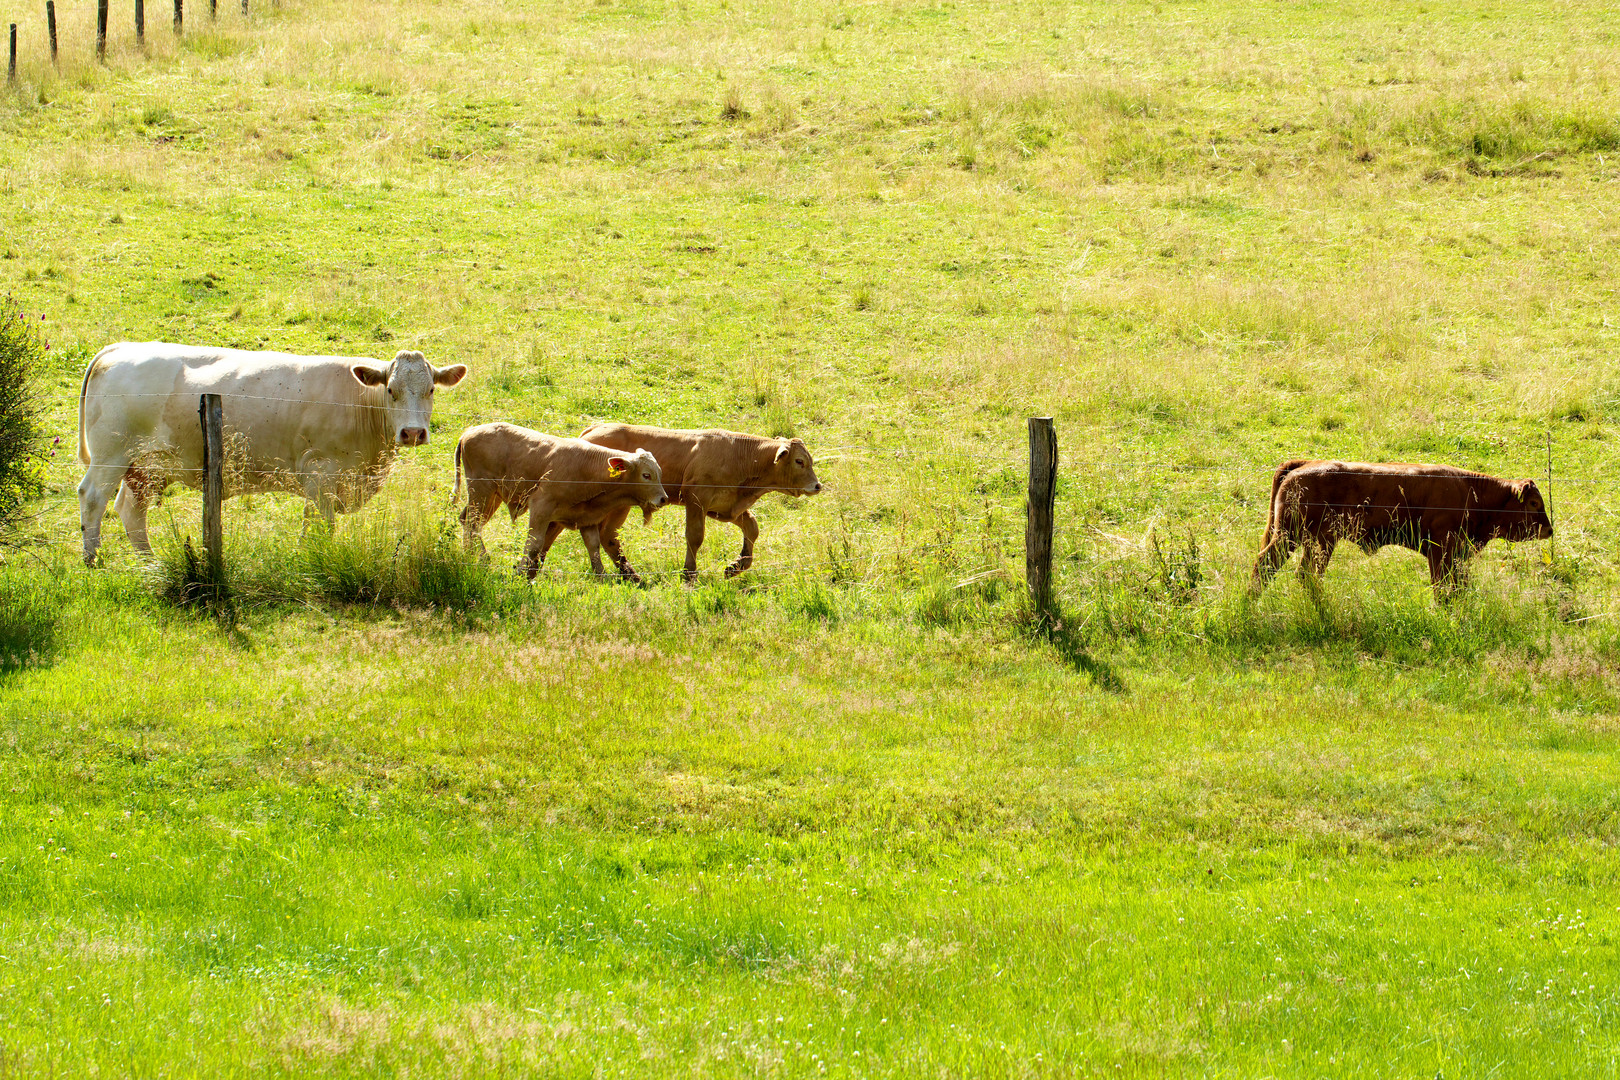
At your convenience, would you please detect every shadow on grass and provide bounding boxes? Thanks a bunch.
[1038,613,1127,694]
[0,566,65,675]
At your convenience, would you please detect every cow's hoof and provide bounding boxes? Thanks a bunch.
[617,566,644,586]
[681,569,699,585]
[723,562,749,579]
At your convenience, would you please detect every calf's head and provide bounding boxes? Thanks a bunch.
[768,437,822,496]
[608,448,669,522]
[351,350,469,447]
[1499,479,1554,541]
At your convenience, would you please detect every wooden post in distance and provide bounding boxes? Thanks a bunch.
[47,2,56,64]
[1025,416,1058,624]
[7,24,15,84]
[199,394,225,592]
[97,0,107,59]
[135,0,144,45]
[174,0,182,35]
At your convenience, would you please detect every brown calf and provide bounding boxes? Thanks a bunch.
[1250,460,1553,598]
[578,424,822,580]
[454,422,667,581]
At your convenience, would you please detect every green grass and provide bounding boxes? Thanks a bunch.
[3,0,1620,1073]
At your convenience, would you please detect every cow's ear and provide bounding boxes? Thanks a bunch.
[432,363,468,387]
[351,364,389,387]
[774,441,790,464]
[607,457,628,478]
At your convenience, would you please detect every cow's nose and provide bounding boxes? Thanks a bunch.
[812,481,823,493]
[401,428,428,446]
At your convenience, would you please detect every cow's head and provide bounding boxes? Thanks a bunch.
[608,448,669,523]
[1502,479,1554,541]
[769,437,822,496]
[351,350,468,447]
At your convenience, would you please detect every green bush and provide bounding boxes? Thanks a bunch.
[0,300,46,533]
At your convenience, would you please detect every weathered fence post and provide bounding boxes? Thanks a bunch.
[209,0,216,20]
[173,0,182,36]
[135,0,144,45]
[199,394,225,593]
[1546,429,1555,567]
[1025,416,1057,623]
[7,24,15,84]
[46,2,56,65]
[240,0,247,16]
[96,0,107,59]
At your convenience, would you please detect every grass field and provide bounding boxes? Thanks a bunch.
[3,0,1620,1074]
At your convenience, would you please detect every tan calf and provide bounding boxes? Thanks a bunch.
[578,424,822,580]
[454,422,667,581]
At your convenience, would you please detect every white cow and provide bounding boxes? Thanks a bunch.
[76,342,468,565]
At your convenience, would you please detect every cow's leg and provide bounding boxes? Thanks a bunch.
[113,475,154,556]
[579,525,609,577]
[597,506,641,584]
[78,459,127,566]
[682,502,707,582]
[723,510,761,578]
[299,458,343,532]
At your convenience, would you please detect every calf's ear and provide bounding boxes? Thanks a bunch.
[432,363,469,387]
[774,441,790,464]
[351,363,389,387]
[607,457,628,477]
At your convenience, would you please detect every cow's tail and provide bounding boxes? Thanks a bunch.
[1263,459,1312,542]
[76,345,115,464]
[452,432,464,505]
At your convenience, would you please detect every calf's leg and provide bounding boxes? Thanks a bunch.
[596,505,641,583]
[579,526,609,577]
[682,502,707,582]
[1297,534,1335,593]
[724,509,760,578]
[1248,528,1297,596]
[460,484,500,556]
[1427,538,1465,600]
[520,500,565,581]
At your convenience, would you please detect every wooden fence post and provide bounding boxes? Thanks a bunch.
[1546,429,1555,567]
[46,2,56,65]
[7,24,15,84]
[209,0,216,21]
[199,394,225,593]
[135,0,144,45]
[1025,416,1057,623]
[240,0,247,16]
[97,0,107,59]
[173,0,182,35]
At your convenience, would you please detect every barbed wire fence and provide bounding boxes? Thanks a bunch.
[10,383,1599,621]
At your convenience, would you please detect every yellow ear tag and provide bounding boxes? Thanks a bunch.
[607,465,625,478]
